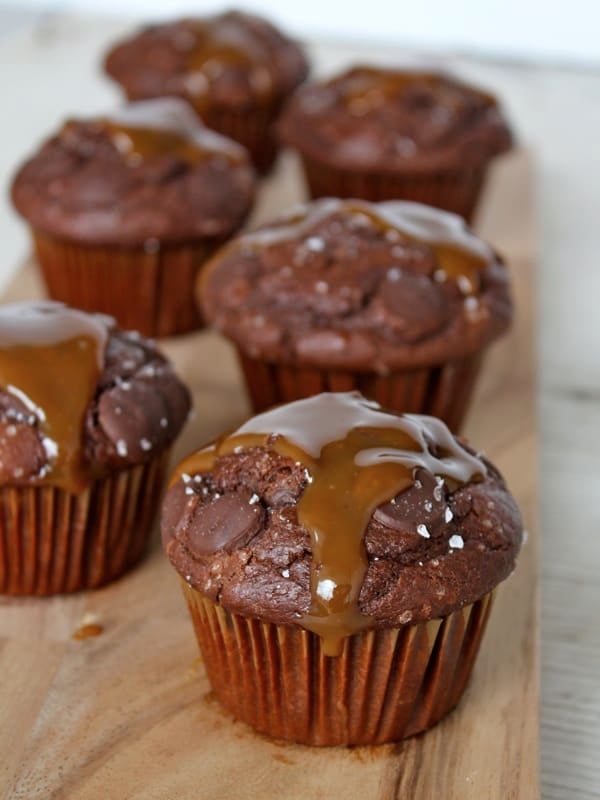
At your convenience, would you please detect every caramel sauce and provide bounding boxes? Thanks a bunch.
[62,99,243,167]
[173,393,485,655]
[272,753,295,766]
[103,120,211,165]
[72,623,104,640]
[341,67,443,102]
[206,198,492,295]
[338,67,497,122]
[0,302,108,492]
[187,37,256,75]
[182,16,274,104]
[338,66,497,113]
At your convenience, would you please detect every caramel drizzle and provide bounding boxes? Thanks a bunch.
[182,16,275,104]
[73,623,104,640]
[0,302,107,493]
[173,393,485,656]
[341,67,445,104]
[203,198,492,295]
[62,99,244,167]
[103,121,212,165]
[337,66,497,109]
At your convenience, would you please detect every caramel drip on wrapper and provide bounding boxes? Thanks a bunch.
[0,302,107,493]
[174,392,485,656]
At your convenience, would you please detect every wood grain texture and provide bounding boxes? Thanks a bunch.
[0,150,538,800]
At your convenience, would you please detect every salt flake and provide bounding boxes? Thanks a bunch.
[305,236,325,252]
[449,534,464,550]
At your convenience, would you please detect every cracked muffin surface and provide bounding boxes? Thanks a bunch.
[11,98,256,247]
[104,11,309,112]
[163,392,522,630]
[278,65,512,174]
[200,198,512,371]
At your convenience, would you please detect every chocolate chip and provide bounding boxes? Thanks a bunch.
[96,366,189,463]
[161,481,189,549]
[380,273,450,342]
[0,416,47,484]
[373,469,445,533]
[184,490,266,556]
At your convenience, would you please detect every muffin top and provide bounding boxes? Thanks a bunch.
[11,98,256,247]
[104,10,309,111]
[0,301,191,493]
[278,65,512,173]
[200,198,512,371]
[163,392,523,654]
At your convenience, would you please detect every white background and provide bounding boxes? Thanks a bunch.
[3,0,600,66]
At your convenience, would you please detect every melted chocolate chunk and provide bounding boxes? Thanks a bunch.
[161,480,190,549]
[0,391,47,483]
[378,273,450,342]
[180,489,265,556]
[373,469,445,532]
[0,419,47,484]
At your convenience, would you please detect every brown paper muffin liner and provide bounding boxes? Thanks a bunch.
[0,450,169,596]
[190,103,283,175]
[182,584,494,745]
[298,155,487,223]
[236,351,484,432]
[32,230,222,338]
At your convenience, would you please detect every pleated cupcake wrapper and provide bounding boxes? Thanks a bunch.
[32,231,221,338]
[121,85,280,173]
[0,451,169,596]
[190,103,282,175]
[237,351,484,432]
[298,155,487,223]
[182,585,494,746]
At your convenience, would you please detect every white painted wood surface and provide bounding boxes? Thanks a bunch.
[0,10,598,799]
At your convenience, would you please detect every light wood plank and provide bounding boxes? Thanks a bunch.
[0,638,65,800]
[0,150,538,799]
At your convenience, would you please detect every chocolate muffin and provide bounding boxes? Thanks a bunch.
[104,10,309,173]
[11,98,256,337]
[0,301,190,595]
[199,198,512,431]
[162,392,523,745]
[278,65,513,220]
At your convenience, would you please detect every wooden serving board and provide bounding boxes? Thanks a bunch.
[0,150,538,800]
